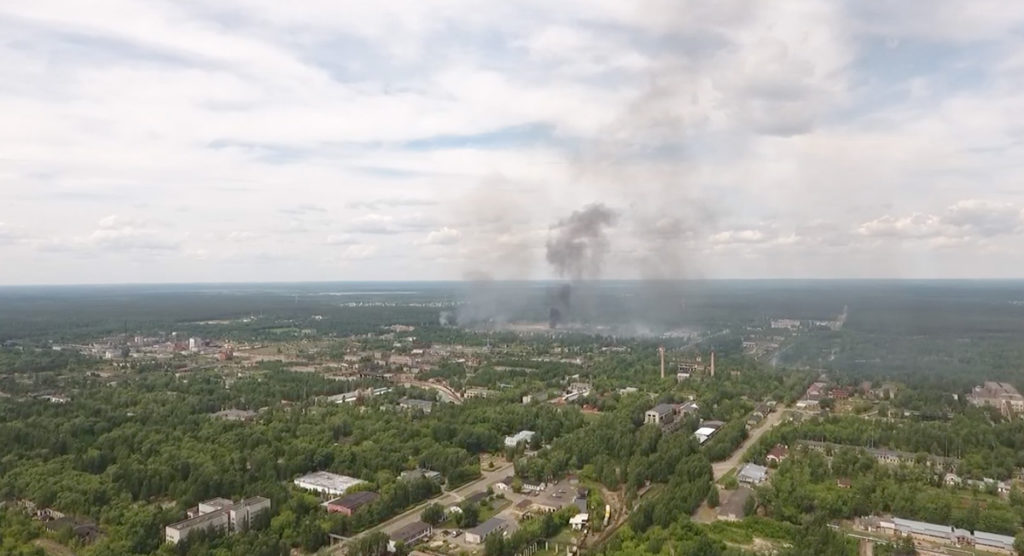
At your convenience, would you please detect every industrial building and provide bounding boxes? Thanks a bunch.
[388,521,432,550]
[293,471,366,497]
[968,381,1024,416]
[860,516,1015,554]
[644,404,675,426]
[465,517,508,544]
[165,497,271,544]
[325,491,380,516]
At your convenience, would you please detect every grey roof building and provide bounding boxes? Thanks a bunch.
[737,463,769,485]
[465,517,508,544]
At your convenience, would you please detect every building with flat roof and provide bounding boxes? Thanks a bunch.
[165,496,270,544]
[969,381,1024,416]
[694,426,718,444]
[465,517,508,544]
[293,471,365,497]
[325,491,380,516]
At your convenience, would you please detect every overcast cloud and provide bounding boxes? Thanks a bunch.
[2,1,1024,284]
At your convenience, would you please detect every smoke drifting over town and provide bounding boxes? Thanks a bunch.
[545,204,618,281]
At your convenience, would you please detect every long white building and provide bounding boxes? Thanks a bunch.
[165,496,270,544]
[293,471,365,497]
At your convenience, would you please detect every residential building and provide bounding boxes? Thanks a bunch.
[766,444,789,465]
[644,404,675,426]
[504,430,536,449]
[465,517,508,544]
[494,476,514,492]
[737,463,769,486]
[165,497,270,544]
[717,487,752,521]
[293,471,365,497]
[388,521,432,551]
[325,491,380,516]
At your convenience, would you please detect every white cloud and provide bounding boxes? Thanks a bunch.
[417,227,461,246]
[2,1,1024,282]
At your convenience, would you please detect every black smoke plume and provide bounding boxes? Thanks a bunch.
[545,204,617,327]
[545,204,618,281]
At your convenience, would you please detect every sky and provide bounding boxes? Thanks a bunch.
[3,1,1024,284]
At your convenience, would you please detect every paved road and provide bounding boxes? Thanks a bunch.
[330,461,514,553]
[712,407,786,480]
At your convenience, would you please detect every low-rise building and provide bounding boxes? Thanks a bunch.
[569,513,589,530]
[766,444,789,465]
[868,516,1017,554]
[737,463,769,486]
[968,381,1024,417]
[165,497,270,544]
[465,517,508,544]
[293,471,366,497]
[694,426,718,444]
[325,491,380,516]
[388,521,432,551]
[644,404,675,426]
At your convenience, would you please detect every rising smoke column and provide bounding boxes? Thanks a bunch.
[545,204,618,327]
[545,204,618,280]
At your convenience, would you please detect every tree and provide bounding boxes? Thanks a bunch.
[1014,532,1024,556]
[706,486,719,508]
[420,503,445,526]
[349,532,389,556]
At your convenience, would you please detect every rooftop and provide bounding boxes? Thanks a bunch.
[468,517,507,537]
[293,471,365,493]
[390,521,431,543]
[738,463,769,483]
[647,403,674,416]
[328,490,380,510]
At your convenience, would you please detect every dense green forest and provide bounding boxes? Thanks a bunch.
[0,370,583,555]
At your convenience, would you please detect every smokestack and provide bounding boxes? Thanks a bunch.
[658,346,665,379]
[710,351,715,378]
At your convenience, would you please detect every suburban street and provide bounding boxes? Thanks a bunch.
[712,407,786,480]
[330,461,514,553]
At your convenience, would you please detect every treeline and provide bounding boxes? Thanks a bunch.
[746,414,1024,479]
[758,447,1024,535]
